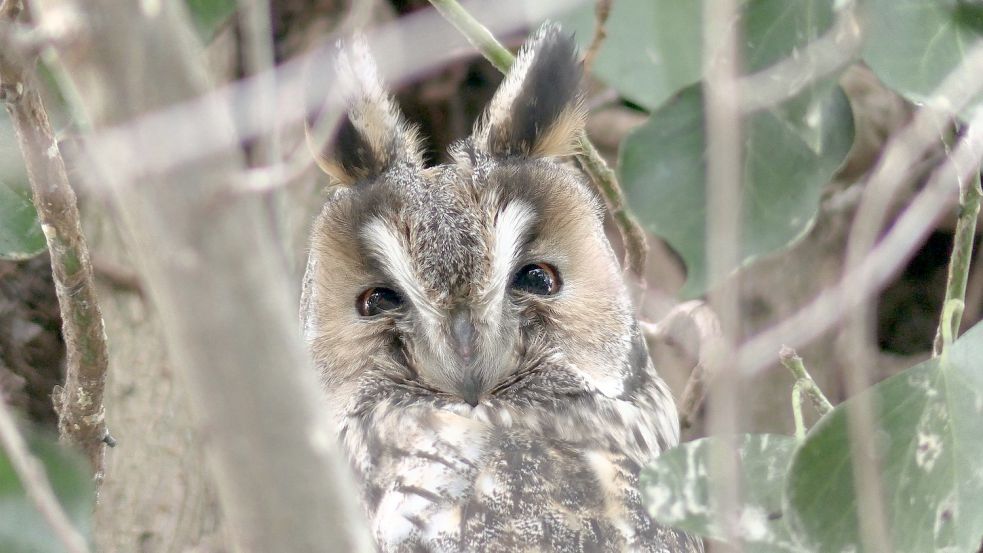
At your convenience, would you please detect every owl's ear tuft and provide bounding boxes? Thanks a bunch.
[474,24,585,159]
[308,36,423,186]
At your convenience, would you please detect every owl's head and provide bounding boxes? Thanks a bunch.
[304,25,643,420]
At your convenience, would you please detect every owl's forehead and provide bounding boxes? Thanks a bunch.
[400,166,488,297]
[321,158,588,304]
[348,163,500,301]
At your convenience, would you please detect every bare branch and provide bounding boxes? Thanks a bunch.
[0,399,90,553]
[0,0,109,478]
[429,0,514,73]
[641,300,725,430]
[701,0,743,547]
[576,135,649,282]
[582,0,612,76]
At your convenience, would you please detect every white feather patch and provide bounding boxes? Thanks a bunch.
[362,219,439,319]
[478,201,536,324]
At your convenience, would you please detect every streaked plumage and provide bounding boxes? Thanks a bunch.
[302,24,702,552]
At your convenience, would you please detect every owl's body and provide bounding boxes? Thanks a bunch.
[302,25,701,552]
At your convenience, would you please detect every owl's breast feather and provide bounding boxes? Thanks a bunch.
[345,391,698,552]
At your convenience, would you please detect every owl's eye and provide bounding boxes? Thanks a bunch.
[356,287,404,317]
[511,263,561,296]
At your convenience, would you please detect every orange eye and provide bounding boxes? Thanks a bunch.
[356,287,403,317]
[511,263,561,296]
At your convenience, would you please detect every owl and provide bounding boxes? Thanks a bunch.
[301,24,702,553]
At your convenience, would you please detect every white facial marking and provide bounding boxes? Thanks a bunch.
[362,219,439,319]
[478,201,536,323]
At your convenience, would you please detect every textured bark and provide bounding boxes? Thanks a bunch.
[1,0,110,476]
[85,211,227,553]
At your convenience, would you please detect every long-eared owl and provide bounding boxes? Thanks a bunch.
[301,23,702,553]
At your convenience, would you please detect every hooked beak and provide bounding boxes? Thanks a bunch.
[450,309,475,363]
[449,309,482,406]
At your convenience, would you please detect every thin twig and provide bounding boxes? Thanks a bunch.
[641,300,724,430]
[241,0,377,199]
[236,0,292,273]
[933,170,982,356]
[938,299,965,362]
[778,346,834,416]
[577,135,649,281]
[582,0,612,76]
[833,45,969,550]
[0,0,109,479]
[428,0,649,284]
[0,400,90,553]
[429,0,514,73]
[790,382,805,441]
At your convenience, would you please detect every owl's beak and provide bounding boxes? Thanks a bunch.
[449,309,481,406]
[450,309,476,363]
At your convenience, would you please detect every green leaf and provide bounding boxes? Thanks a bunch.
[0,114,45,261]
[619,83,854,297]
[561,0,837,111]
[785,320,983,552]
[185,0,237,41]
[863,0,983,113]
[641,434,800,552]
[561,0,702,111]
[0,425,94,553]
[0,180,45,261]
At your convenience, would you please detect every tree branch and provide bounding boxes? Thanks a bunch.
[27,0,371,550]
[582,0,612,76]
[428,0,649,284]
[701,0,743,543]
[640,300,725,430]
[0,0,110,479]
